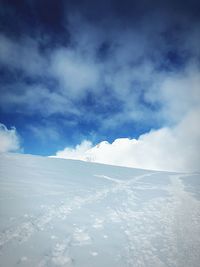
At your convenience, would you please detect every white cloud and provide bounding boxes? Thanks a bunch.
[0,123,21,153]
[53,140,93,161]
[51,108,200,172]
[0,84,80,116]
[0,34,47,76]
[50,48,100,98]
[144,65,200,124]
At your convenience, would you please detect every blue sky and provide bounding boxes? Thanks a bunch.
[0,0,200,171]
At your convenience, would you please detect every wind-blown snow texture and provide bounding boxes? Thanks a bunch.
[0,154,200,267]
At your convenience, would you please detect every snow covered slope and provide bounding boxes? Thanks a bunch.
[0,153,200,267]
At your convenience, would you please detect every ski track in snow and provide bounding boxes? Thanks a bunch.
[0,163,200,267]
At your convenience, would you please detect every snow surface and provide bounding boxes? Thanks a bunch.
[0,153,200,267]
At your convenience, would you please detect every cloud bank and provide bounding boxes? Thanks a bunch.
[0,123,21,153]
[52,108,200,172]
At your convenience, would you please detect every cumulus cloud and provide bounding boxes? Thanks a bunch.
[0,123,21,153]
[52,108,200,172]
[53,140,93,161]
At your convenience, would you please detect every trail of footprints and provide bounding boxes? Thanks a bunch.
[1,173,200,267]
[0,173,152,250]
